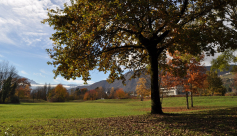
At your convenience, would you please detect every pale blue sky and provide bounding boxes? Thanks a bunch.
[0,0,220,85]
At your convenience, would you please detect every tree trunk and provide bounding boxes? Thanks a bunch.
[159,71,163,103]
[149,52,163,114]
[190,84,193,107]
[161,91,163,101]
[191,91,193,107]
[186,91,189,109]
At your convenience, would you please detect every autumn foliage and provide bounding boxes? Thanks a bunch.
[164,52,207,94]
[83,89,98,100]
[108,87,115,99]
[15,78,31,99]
[114,88,128,99]
[48,84,68,102]
[161,51,207,108]
[136,78,150,100]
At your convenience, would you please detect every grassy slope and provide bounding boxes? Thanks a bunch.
[0,96,237,135]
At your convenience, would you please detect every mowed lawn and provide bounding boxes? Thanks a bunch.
[0,99,150,121]
[0,96,237,135]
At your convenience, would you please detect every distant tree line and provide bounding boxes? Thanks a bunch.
[29,84,133,102]
[30,83,55,102]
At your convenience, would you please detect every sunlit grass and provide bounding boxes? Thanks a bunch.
[0,99,148,121]
[161,96,237,107]
[1,96,237,121]
[0,96,236,135]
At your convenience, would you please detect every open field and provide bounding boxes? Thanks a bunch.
[0,96,237,135]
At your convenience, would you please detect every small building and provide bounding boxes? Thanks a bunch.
[160,86,185,96]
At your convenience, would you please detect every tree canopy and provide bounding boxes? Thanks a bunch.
[43,0,237,114]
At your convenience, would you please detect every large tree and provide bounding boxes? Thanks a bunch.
[43,0,237,114]
[0,61,18,103]
[164,51,206,109]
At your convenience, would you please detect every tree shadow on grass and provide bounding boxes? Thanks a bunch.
[157,107,237,135]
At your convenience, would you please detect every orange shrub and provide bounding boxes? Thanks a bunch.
[83,89,98,100]
[114,88,128,99]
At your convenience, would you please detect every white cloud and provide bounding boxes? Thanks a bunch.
[31,84,76,89]
[0,54,3,57]
[23,32,48,36]
[0,30,16,45]
[54,77,94,85]
[53,77,63,83]
[40,69,47,74]
[40,69,54,75]
[201,53,222,66]
[63,79,94,85]
[1,49,50,60]
[20,70,28,75]
[33,73,45,77]
[0,0,71,48]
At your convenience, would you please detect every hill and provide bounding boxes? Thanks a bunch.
[76,71,147,92]
[19,76,38,84]
[75,66,236,92]
[205,65,236,76]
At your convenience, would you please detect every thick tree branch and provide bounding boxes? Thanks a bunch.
[154,23,167,35]
[102,45,145,53]
[158,30,170,42]
[138,33,150,46]
[180,0,189,17]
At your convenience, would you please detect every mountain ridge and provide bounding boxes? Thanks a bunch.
[24,65,236,92]
[73,65,236,92]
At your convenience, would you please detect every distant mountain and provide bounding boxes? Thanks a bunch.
[22,65,236,92]
[204,65,236,75]
[74,65,237,92]
[67,84,81,86]
[19,76,38,84]
[76,71,148,92]
[27,79,38,84]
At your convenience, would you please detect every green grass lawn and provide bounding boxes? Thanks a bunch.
[0,99,149,121]
[162,96,237,107]
[0,96,237,135]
